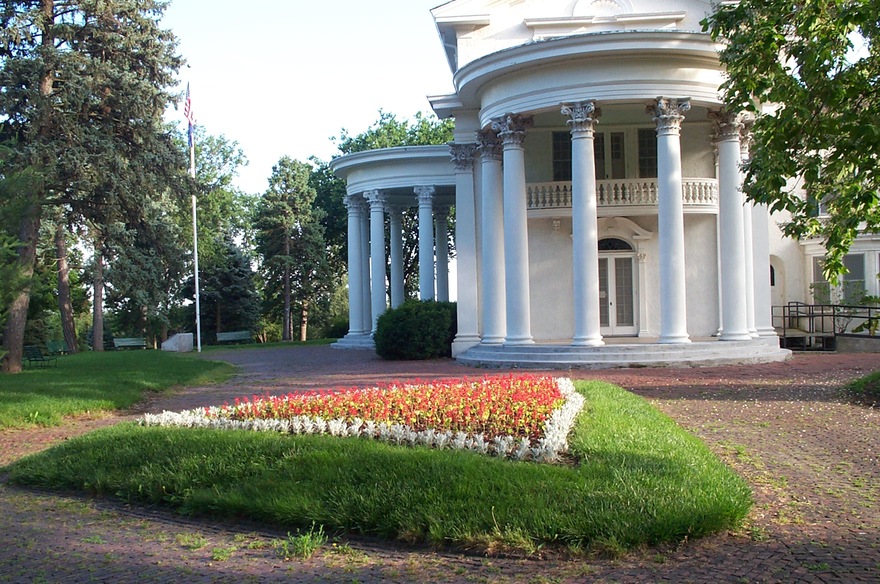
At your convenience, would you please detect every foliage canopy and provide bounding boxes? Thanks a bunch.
[704,0,880,280]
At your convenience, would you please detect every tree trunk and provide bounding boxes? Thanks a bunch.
[215,302,221,334]
[2,0,55,372]
[283,237,291,341]
[92,238,105,352]
[55,223,78,354]
[1,204,42,373]
[300,299,309,342]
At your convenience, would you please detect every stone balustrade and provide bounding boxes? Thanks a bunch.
[526,178,718,211]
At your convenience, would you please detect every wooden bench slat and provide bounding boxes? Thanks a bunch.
[216,331,252,344]
[113,337,147,350]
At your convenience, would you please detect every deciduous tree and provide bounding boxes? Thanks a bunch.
[704,0,880,280]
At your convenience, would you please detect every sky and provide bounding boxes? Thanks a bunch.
[160,0,455,195]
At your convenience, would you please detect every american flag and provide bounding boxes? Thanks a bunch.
[184,83,194,148]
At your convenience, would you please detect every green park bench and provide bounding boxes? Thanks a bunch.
[46,340,69,355]
[24,345,57,368]
[216,331,252,344]
[113,337,147,350]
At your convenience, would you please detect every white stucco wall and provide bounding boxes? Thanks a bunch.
[523,212,719,340]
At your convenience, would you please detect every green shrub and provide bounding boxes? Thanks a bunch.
[374,300,456,360]
[324,316,349,339]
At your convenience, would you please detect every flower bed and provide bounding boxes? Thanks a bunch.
[140,374,584,462]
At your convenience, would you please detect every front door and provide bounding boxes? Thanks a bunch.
[598,252,637,336]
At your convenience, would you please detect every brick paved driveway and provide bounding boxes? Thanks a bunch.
[0,347,878,583]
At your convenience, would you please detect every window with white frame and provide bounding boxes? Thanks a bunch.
[811,254,866,304]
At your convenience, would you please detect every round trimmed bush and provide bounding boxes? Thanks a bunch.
[374,300,457,360]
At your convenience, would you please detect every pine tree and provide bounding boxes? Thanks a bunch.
[0,0,183,370]
[255,157,329,341]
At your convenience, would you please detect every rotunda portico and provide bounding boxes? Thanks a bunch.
[332,1,790,367]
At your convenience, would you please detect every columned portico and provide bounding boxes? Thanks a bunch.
[478,129,506,344]
[492,113,534,345]
[450,142,481,352]
[343,195,368,338]
[365,190,387,332]
[649,97,691,344]
[435,205,450,302]
[562,100,604,347]
[388,205,405,309]
[710,110,751,341]
[415,186,436,301]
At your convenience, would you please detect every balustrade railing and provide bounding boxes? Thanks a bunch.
[526,178,718,210]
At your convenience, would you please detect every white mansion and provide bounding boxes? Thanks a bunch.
[331,0,879,367]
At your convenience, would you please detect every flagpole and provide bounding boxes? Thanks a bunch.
[186,83,202,353]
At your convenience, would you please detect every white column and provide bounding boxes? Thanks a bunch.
[740,123,758,336]
[637,252,650,336]
[492,113,534,345]
[563,101,604,347]
[649,97,691,344]
[743,201,757,336]
[710,110,751,341]
[741,122,777,337]
[365,190,387,333]
[415,186,436,301]
[359,208,371,334]
[450,142,481,352]
[343,195,367,336]
[435,205,450,302]
[478,129,506,344]
[388,205,405,309]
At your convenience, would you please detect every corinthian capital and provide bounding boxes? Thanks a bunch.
[414,186,436,206]
[561,100,601,134]
[491,114,533,147]
[343,194,366,213]
[477,128,503,161]
[449,142,478,171]
[363,189,386,210]
[708,109,743,141]
[647,97,691,133]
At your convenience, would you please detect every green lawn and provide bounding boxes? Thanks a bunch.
[3,380,753,555]
[0,350,235,427]
[199,337,337,352]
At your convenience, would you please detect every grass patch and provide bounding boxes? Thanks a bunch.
[201,338,337,352]
[0,351,235,428]
[2,381,751,555]
[845,370,880,406]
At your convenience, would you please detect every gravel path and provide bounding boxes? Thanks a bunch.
[1,347,878,583]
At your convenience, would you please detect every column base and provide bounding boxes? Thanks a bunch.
[658,334,691,344]
[503,337,535,346]
[719,331,753,341]
[572,336,605,347]
[480,335,506,345]
[756,327,778,337]
[452,336,481,358]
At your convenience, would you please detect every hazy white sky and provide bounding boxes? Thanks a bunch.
[161,1,454,194]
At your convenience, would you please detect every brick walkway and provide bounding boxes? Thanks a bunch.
[1,347,878,583]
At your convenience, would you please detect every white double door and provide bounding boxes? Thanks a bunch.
[598,254,637,336]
